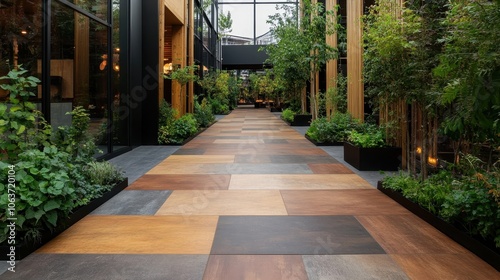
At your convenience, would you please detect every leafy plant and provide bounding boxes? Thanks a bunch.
[159,99,178,127]
[0,67,51,161]
[158,114,199,144]
[84,161,124,187]
[194,98,215,128]
[281,108,295,123]
[52,106,99,163]
[306,113,361,143]
[0,147,77,244]
[347,124,385,148]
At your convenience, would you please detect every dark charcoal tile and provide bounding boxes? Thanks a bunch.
[303,255,409,280]
[0,254,208,280]
[91,190,171,215]
[211,216,385,255]
[173,148,205,155]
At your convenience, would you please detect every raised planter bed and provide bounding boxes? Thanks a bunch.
[304,134,343,146]
[343,142,401,171]
[1,178,129,260]
[282,114,312,126]
[160,121,216,146]
[377,181,500,271]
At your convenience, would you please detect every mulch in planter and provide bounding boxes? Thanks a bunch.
[377,181,500,271]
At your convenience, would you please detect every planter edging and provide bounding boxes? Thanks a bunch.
[0,178,129,260]
[343,142,401,171]
[377,181,500,271]
[304,134,343,146]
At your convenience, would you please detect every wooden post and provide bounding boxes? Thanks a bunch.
[347,0,364,121]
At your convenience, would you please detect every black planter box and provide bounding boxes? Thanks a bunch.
[343,142,401,171]
[282,114,312,126]
[304,134,343,146]
[0,178,128,260]
[377,182,500,271]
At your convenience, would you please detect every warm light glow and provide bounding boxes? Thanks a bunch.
[428,157,438,166]
[21,30,27,35]
[416,147,422,154]
[163,63,173,74]
[113,65,120,72]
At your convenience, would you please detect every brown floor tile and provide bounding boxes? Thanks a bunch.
[356,215,468,254]
[391,253,500,279]
[126,174,230,190]
[37,216,218,254]
[155,190,288,215]
[308,163,354,174]
[229,174,372,190]
[203,255,308,280]
[281,190,410,215]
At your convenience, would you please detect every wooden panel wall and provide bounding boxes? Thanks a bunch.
[164,0,185,24]
[346,0,363,121]
[187,0,195,113]
[326,0,338,118]
[159,1,165,102]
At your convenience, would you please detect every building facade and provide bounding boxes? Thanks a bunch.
[0,0,220,158]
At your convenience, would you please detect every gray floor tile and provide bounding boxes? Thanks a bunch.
[91,190,172,215]
[303,255,409,280]
[0,254,208,280]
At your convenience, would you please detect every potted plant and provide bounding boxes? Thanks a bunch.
[281,108,312,126]
[343,124,402,171]
[305,112,359,145]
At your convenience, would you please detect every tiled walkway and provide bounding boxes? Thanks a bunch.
[2,109,499,279]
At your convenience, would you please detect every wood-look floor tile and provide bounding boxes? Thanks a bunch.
[302,255,409,280]
[203,255,308,280]
[210,216,385,255]
[356,215,468,254]
[308,163,354,174]
[147,163,313,174]
[159,155,235,164]
[213,139,265,144]
[203,148,329,156]
[37,216,218,254]
[391,253,499,279]
[281,190,410,215]
[172,148,206,155]
[155,190,288,215]
[126,174,230,190]
[229,174,372,190]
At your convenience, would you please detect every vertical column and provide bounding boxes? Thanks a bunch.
[172,25,187,116]
[159,1,165,103]
[347,0,363,121]
[326,0,338,118]
[187,0,195,113]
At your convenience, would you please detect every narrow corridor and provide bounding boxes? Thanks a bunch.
[3,109,498,279]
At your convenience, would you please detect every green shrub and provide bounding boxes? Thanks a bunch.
[85,161,124,187]
[159,99,178,127]
[306,113,362,143]
[210,98,230,115]
[347,124,385,148]
[158,114,199,144]
[194,98,215,128]
[281,108,295,123]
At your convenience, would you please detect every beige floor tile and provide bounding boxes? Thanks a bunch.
[229,174,372,189]
[160,155,235,164]
[155,190,288,215]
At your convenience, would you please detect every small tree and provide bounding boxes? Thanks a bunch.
[164,65,199,115]
[265,1,339,119]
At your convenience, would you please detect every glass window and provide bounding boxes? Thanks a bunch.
[219,4,254,45]
[51,2,110,153]
[0,0,42,100]
[64,0,108,22]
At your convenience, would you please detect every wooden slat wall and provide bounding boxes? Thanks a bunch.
[346,0,363,121]
[326,0,338,118]
[187,0,195,113]
[159,1,165,102]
